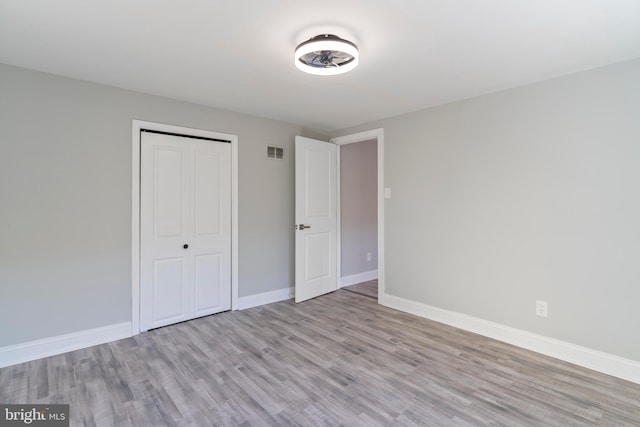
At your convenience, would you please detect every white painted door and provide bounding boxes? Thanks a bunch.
[140,131,231,331]
[295,136,338,302]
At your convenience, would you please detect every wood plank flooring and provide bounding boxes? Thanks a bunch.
[342,280,378,299]
[1,289,639,426]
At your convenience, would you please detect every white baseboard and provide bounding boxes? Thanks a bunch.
[381,294,640,385]
[238,286,294,310]
[0,322,132,369]
[340,270,378,287]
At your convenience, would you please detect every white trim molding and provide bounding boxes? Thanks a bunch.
[381,293,640,384]
[0,322,132,369]
[131,120,239,336]
[340,270,378,287]
[238,287,294,310]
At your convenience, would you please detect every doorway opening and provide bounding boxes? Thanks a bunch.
[331,129,384,303]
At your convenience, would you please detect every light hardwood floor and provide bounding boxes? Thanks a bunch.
[342,280,378,299]
[1,289,639,426]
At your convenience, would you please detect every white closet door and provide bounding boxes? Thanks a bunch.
[140,132,231,331]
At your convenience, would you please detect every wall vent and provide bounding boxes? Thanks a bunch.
[267,146,284,160]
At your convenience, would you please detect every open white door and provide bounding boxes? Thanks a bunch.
[295,136,338,303]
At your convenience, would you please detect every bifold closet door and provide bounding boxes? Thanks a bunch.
[140,131,231,331]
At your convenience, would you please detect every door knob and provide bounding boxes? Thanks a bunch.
[183,244,189,249]
[298,224,311,230]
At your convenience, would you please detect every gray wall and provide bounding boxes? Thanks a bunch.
[334,58,640,362]
[340,140,378,277]
[0,63,326,347]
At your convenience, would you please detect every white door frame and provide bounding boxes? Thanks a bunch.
[330,128,384,304]
[131,120,239,335]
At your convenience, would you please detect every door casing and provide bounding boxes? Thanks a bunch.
[131,120,239,336]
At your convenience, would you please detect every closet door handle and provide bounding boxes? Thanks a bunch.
[183,244,189,249]
[298,224,311,230]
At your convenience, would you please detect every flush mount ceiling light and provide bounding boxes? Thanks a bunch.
[294,34,359,76]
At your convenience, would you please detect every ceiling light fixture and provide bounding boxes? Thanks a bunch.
[294,34,359,76]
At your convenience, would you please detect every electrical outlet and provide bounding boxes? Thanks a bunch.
[366,252,372,262]
[535,300,548,317]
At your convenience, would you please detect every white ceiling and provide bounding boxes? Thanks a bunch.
[1,0,640,133]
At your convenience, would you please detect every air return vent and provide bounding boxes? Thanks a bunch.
[267,145,284,160]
